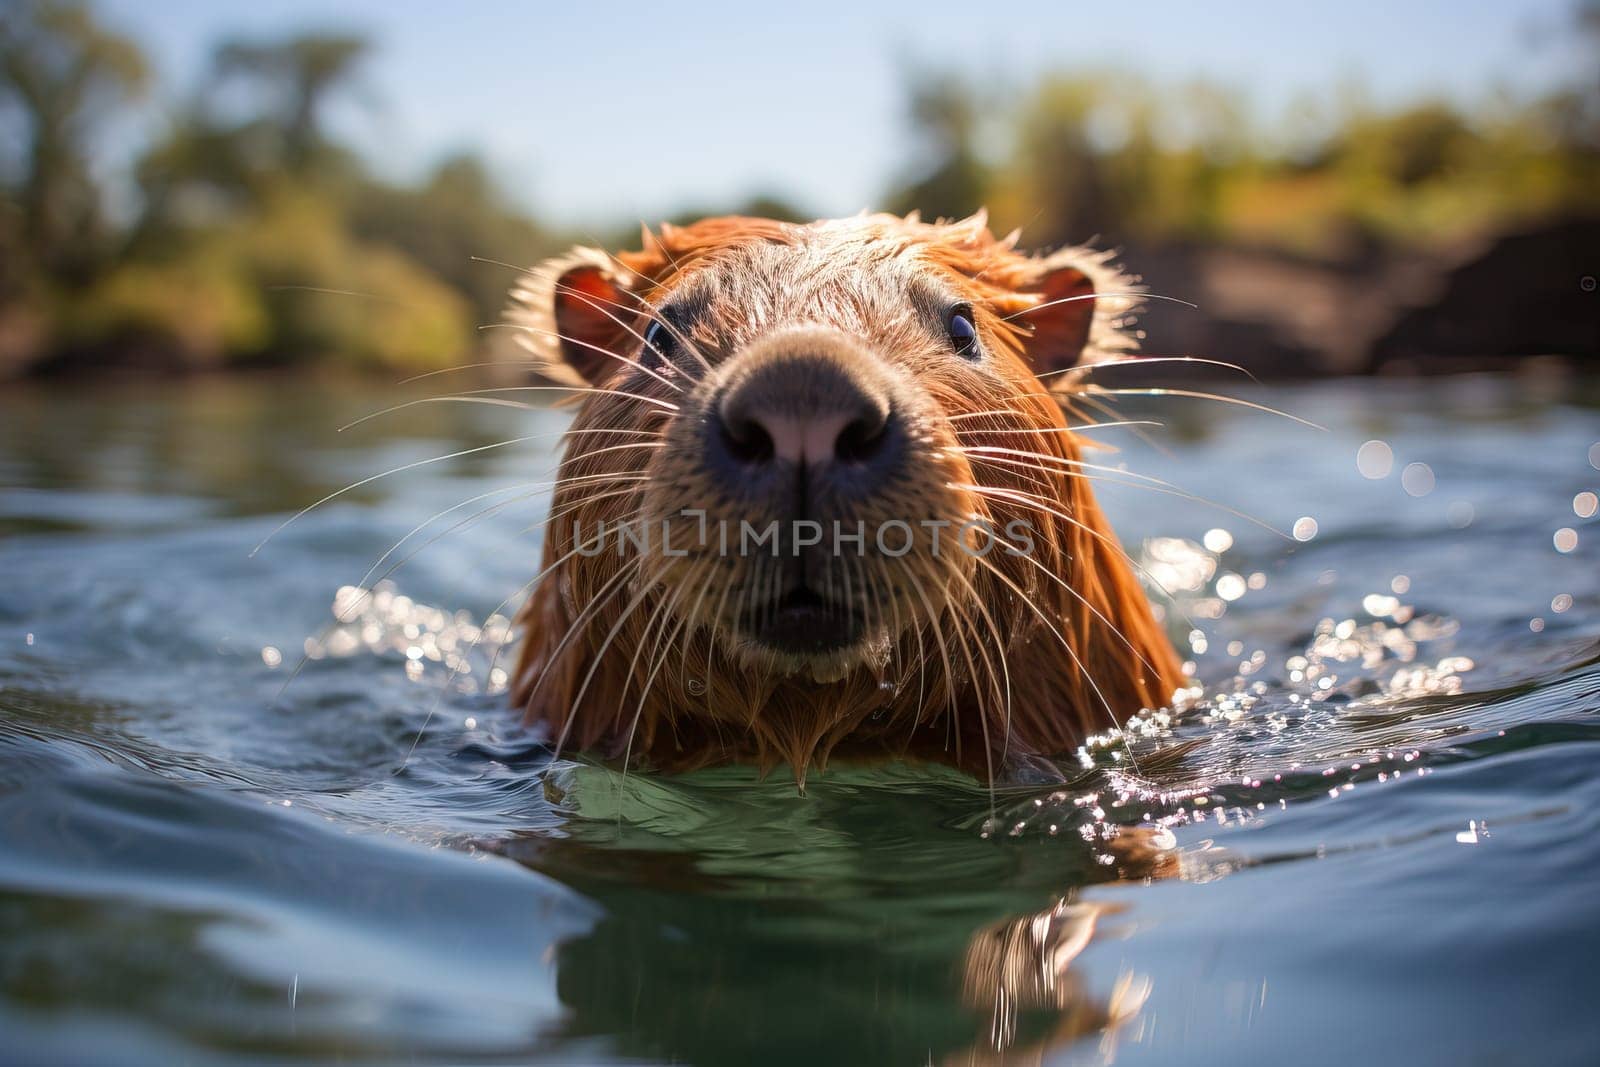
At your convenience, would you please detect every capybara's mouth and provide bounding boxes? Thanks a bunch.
[741,586,862,656]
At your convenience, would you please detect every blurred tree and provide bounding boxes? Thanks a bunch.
[130,115,281,246]
[1009,76,1115,246]
[0,0,147,279]
[210,32,368,172]
[348,153,555,324]
[887,74,990,221]
[72,190,470,372]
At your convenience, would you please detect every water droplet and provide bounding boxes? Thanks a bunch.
[1446,501,1474,528]
[1216,573,1246,601]
[1590,442,1600,471]
[464,716,477,730]
[1401,462,1435,497]
[1292,517,1318,542]
[1551,593,1573,613]
[261,646,282,668]
[1575,491,1598,519]
[1203,528,1233,553]
[1390,575,1411,594]
[1356,440,1393,479]
[1554,527,1578,553]
[1529,617,1546,633]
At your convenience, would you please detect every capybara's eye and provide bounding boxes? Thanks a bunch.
[946,306,978,359]
[641,318,676,369]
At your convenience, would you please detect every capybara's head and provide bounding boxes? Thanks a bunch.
[504,213,1183,784]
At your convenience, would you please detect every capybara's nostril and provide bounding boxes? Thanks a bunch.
[833,410,889,465]
[720,413,776,464]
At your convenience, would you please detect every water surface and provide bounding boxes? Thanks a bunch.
[2,373,1597,1065]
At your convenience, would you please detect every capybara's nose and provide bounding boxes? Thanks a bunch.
[709,327,900,498]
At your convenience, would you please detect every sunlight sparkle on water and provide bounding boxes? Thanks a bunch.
[1144,537,1217,593]
[1216,573,1247,601]
[1401,462,1435,497]
[296,581,516,695]
[1362,594,1404,618]
[1356,440,1394,479]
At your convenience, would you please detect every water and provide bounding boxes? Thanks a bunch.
[2,373,1597,1065]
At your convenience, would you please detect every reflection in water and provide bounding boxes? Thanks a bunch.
[960,900,1142,1065]
[499,767,1232,1065]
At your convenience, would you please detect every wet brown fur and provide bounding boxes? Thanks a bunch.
[504,212,1185,786]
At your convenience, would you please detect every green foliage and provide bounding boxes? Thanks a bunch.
[348,155,555,327]
[890,70,1600,255]
[70,192,469,370]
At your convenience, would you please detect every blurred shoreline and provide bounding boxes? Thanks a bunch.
[8,213,1594,384]
[3,2,1596,383]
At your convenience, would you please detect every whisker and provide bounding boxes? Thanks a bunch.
[952,418,1162,435]
[252,433,560,556]
[936,568,997,802]
[1001,291,1198,321]
[1041,355,1259,384]
[397,515,643,769]
[339,385,678,433]
[948,480,1192,610]
[553,570,659,760]
[897,557,961,762]
[1082,386,1324,431]
[954,446,1288,538]
[944,564,1014,768]
[969,553,1143,776]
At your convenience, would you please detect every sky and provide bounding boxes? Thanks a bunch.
[88,0,1592,227]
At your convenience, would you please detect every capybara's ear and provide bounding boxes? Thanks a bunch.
[1014,246,1140,380]
[500,246,651,387]
[1022,258,1097,376]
